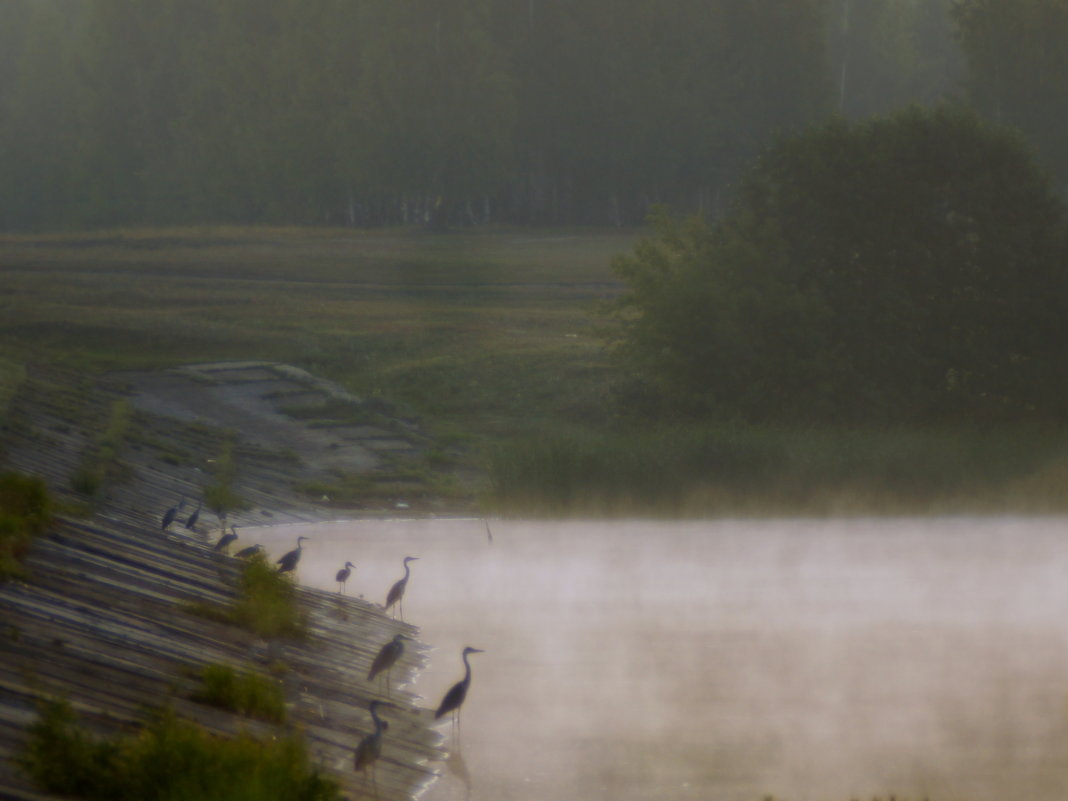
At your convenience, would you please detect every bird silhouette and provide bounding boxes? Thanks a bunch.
[354,700,396,792]
[234,543,263,559]
[161,495,184,530]
[214,525,238,552]
[184,500,203,531]
[435,646,484,737]
[367,634,407,696]
[335,561,356,594]
[276,536,308,574]
[384,556,418,620]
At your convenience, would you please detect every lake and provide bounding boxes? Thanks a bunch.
[247,516,1068,801]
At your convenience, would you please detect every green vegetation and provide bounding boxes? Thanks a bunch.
[0,471,52,579]
[203,435,248,523]
[187,552,306,641]
[71,399,134,498]
[4,224,1068,515]
[486,424,1068,517]
[19,699,336,801]
[191,664,286,724]
[607,106,1068,424]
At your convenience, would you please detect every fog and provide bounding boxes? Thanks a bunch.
[248,517,1068,801]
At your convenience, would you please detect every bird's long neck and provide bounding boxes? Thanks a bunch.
[370,705,386,734]
[403,561,411,580]
[461,651,473,688]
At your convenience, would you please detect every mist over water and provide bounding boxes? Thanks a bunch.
[249,517,1068,801]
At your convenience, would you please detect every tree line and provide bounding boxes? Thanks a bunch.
[0,1,1063,230]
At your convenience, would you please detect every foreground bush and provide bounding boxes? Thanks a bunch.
[19,699,336,801]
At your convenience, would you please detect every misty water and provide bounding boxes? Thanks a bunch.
[248,517,1068,801]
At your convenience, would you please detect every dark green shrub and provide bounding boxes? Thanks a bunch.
[19,699,337,801]
[186,552,306,641]
[608,106,1068,423]
[191,664,286,723]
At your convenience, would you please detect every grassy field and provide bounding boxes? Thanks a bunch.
[4,226,1068,516]
[0,227,626,435]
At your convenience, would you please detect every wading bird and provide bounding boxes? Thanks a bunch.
[234,543,263,559]
[384,556,418,620]
[277,535,308,574]
[161,495,184,530]
[336,561,356,594]
[367,634,407,696]
[354,700,396,792]
[214,525,238,552]
[435,646,484,736]
[184,499,203,531]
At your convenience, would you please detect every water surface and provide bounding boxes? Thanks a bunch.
[249,517,1068,801]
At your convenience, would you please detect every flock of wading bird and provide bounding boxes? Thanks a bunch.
[160,495,484,791]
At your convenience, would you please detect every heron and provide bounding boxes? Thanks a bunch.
[354,699,396,793]
[234,543,263,559]
[277,535,308,574]
[384,556,418,620]
[214,525,238,552]
[161,495,184,530]
[184,499,203,531]
[336,561,356,594]
[434,646,484,737]
[367,634,408,696]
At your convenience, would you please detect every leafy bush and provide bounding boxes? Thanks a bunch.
[608,106,1068,423]
[71,400,133,498]
[0,471,52,579]
[204,435,248,519]
[187,552,307,641]
[19,699,337,801]
[191,664,286,723]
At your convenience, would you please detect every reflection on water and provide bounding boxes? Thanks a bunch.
[246,517,1068,801]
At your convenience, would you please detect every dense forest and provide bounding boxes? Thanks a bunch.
[0,0,1064,230]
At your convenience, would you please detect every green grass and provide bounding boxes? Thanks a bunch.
[485,423,1068,517]
[191,664,286,723]
[19,699,336,801]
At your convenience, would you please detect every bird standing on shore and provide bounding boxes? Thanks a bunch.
[354,700,396,791]
[214,525,238,552]
[367,634,407,696]
[384,556,418,620]
[336,561,356,594]
[235,543,263,559]
[277,536,308,574]
[435,646,484,736]
[161,495,184,530]
[184,499,203,531]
